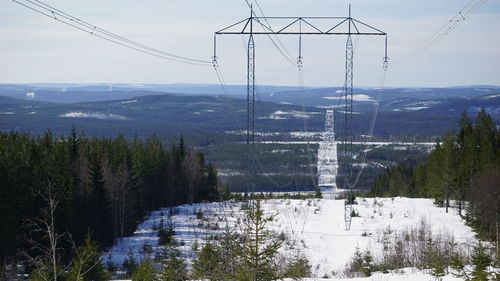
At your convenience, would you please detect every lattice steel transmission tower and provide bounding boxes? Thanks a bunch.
[214,5,388,229]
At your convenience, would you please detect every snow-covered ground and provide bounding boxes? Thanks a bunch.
[59,111,129,120]
[284,268,466,281]
[105,197,477,280]
[322,94,375,102]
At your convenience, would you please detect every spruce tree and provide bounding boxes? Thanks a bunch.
[159,247,188,281]
[68,235,111,281]
[131,258,158,281]
[88,153,113,248]
[431,251,446,280]
[470,243,492,281]
[192,242,222,280]
[237,200,283,281]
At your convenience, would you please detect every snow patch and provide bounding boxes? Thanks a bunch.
[474,88,491,92]
[323,94,374,102]
[403,106,429,111]
[260,110,319,120]
[59,111,128,120]
[120,99,138,104]
[316,105,344,109]
[271,149,291,154]
[483,93,500,99]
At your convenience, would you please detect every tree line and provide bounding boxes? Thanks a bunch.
[0,128,221,279]
[370,109,499,244]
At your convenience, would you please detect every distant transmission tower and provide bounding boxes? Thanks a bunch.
[317,110,338,193]
[214,5,388,230]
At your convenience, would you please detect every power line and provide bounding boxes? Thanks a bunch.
[12,0,212,66]
[244,0,296,65]
[253,0,295,60]
[403,0,487,61]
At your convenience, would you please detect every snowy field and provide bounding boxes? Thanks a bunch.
[105,197,477,280]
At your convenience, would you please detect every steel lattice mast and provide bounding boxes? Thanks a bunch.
[214,5,388,229]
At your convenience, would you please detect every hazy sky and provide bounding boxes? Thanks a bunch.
[1,0,499,87]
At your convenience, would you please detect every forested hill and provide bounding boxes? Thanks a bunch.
[1,91,499,141]
[0,130,222,269]
[370,109,499,242]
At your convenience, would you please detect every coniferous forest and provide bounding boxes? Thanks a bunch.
[370,109,499,243]
[0,128,221,276]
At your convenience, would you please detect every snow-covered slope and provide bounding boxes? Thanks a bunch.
[105,197,477,280]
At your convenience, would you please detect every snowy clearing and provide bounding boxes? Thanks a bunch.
[322,94,375,102]
[59,111,129,120]
[120,99,138,104]
[258,110,321,120]
[105,197,477,280]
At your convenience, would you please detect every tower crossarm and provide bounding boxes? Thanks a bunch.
[215,16,386,36]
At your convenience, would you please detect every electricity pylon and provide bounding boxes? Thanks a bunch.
[214,5,388,229]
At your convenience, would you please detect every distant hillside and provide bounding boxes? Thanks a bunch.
[0,86,498,140]
[0,83,308,103]
[0,94,323,138]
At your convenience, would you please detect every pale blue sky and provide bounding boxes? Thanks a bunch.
[1,0,499,87]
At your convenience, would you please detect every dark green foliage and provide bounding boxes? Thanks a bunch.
[283,256,312,279]
[451,252,470,280]
[159,247,188,281]
[68,236,111,281]
[350,208,360,217]
[131,259,158,281]
[470,243,492,281]
[346,193,357,205]
[431,251,446,280]
[0,129,220,277]
[122,252,138,278]
[347,247,374,277]
[87,153,114,248]
[158,219,175,246]
[192,242,223,280]
[315,187,323,198]
[370,110,499,244]
[451,243,496,281]
[237,200,283,281]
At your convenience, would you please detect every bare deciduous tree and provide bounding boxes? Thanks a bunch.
[23,184,69,281]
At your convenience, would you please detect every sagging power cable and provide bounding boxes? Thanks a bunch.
[402,0,487,61]
[12,0,212,66]
[244,0,297,65]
